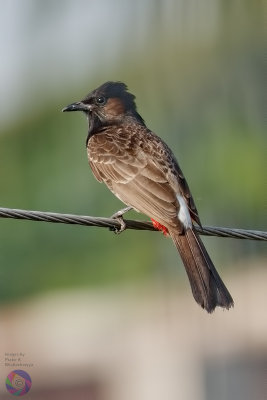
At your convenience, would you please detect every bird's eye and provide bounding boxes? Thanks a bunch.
[95,96,106,106]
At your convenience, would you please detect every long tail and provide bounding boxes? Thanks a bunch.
[169,228,234,313]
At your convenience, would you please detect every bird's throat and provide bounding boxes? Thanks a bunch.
[86,113,106,144]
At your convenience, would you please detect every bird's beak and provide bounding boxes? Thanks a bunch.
[62,101,88,112]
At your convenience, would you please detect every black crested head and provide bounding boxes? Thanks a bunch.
[63,81,145,141]
[84,81,144,123]
[85,81,137,111]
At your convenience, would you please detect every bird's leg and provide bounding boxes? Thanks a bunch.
[110,206,133,234]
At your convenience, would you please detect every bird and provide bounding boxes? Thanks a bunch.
[62,81,234,313]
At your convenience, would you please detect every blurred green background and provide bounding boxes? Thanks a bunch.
[0,0,265,304]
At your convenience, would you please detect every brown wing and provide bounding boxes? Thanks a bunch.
[88,127,201,228]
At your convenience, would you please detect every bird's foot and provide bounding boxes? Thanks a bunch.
[110,206,133,234]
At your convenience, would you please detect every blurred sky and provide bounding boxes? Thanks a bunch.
[1,0,263,127]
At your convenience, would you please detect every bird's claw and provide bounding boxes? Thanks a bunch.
[110,206,132,234]
[110,216,127,234]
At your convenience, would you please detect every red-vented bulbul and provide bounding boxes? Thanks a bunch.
[63,81,233,313]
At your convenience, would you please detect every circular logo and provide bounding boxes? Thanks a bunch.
[6,370,32,396]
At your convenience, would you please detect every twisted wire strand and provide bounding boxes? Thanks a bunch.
[0,207,266,241]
